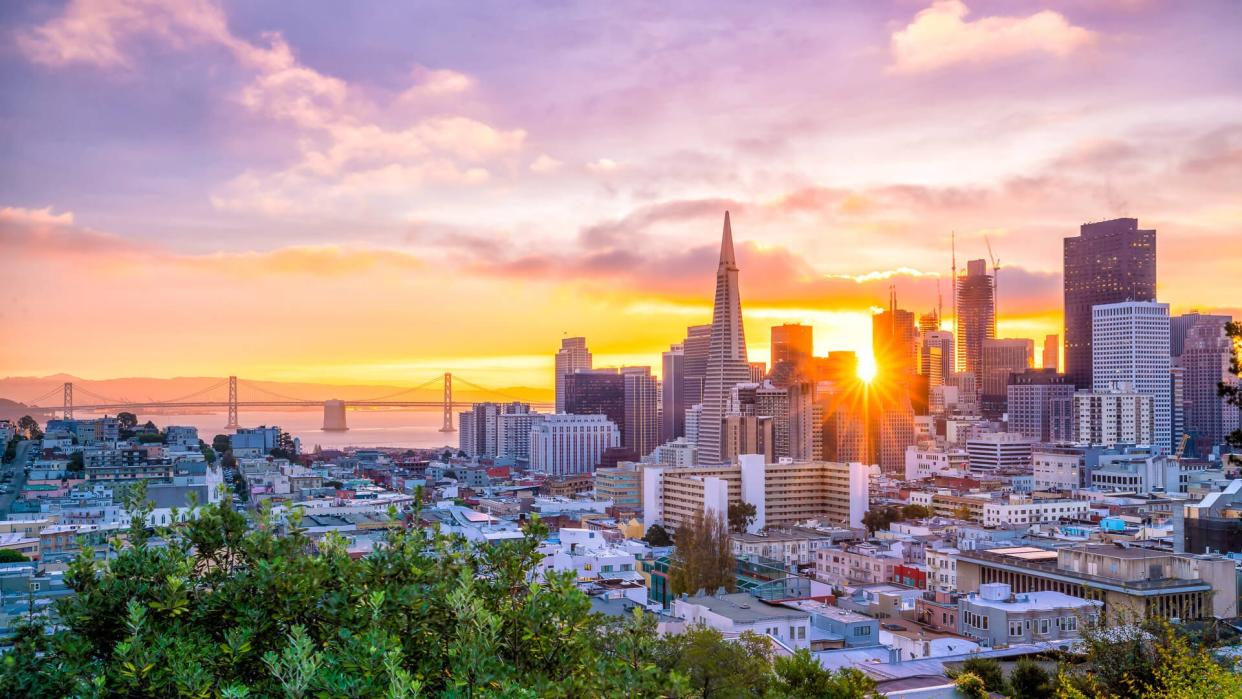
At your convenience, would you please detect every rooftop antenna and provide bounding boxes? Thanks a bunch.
[937,280,943,331]
[984,233,1000,333]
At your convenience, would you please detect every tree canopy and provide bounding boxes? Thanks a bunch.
[668,510,736,597]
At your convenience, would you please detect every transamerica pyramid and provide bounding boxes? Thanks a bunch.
[697,211,750,464]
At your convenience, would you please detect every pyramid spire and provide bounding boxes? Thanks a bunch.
[719,210,737,269]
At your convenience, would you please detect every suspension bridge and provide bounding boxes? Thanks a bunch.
[15,374,552,432]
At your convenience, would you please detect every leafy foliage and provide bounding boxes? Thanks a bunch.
[727,500,757,534]
[1009,658,1052,699]
[0,493,692,698]
[1220,320,1242,449]
[668,510,736,597]
[643,523,673,547]
[770,648,877,699]
[956,656,1006,695]
[0,549,30,563]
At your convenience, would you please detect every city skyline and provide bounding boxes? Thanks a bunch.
[3,0,1241,388]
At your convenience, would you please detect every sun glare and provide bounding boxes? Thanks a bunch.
[857,353,877,383]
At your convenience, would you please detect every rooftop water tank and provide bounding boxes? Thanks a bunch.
[979,582,1011,601]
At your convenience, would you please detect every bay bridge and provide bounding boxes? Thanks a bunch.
[17,374,553,432]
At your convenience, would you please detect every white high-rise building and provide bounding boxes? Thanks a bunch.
[529,413,620,477]
[555,337,593,413]
[700,212,751,464]
[496,408,545,461]
[685,403,703,446]
[1073,384,1154,447]
[1092,301,1171,452]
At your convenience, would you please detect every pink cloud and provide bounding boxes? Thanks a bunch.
[891,0,1096,74]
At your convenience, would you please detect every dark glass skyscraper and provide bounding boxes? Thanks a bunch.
[956,259,995,377]
[564,369,625,441]
[1063,218,1156,388]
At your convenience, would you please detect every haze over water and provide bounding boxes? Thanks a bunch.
[77,408,455,451]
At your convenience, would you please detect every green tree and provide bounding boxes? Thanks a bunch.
[17,415,42,440]
[668,510,736,597]
[727,500,757,534]
[659,626,771,699]
[212,433,232,454]
[901,503,933,519]
[0,549,30,563]
[1010,658,1052,699]
[955,657,1006,695]
[955,671,987,699]
[67,451,85,473]
[1220,320,1242,448]
[117,412,138,431]
[0,493,694,698]
[200,445,217,464]
[861,506,899,535]
[643,523,673,547]
[770,648,877,698]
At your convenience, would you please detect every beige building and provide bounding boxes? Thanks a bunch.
[643,458,871,533]
[955,545,1237,620]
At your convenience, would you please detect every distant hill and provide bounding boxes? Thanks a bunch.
[0,374,553,408]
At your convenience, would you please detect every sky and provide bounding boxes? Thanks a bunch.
[1,0,1239,389]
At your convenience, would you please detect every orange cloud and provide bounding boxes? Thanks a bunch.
[891,0,1095,74]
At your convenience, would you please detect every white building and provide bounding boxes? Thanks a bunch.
[497,410,545,460]
[684,403,703,447]
[165,425,200,449]
[646,437,699,467]
[904,444,969,481]
[529,413,620,477]
[1092,301,1171,453]
[231,426,281,453]
[966,432,1034,472]
[1073,384,1154,447]
[1033,448,1084,491]
[981,497,1090,526]
[926,547,959,593]
[672,591,811,650]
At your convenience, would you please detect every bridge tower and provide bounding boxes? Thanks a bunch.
[439,372,456,432]
[63,382,73,420]
[226,376,239,430]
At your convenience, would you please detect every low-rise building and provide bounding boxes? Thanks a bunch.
[672,591,812,650]
[958,582,1101,647]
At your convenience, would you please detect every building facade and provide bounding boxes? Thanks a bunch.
[554,337,593,413]
[529,414,621,477]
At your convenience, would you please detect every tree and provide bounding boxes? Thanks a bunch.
[212,433,232,454]
[17,415,42,440]
[643,523,673,547]
[0,493,693,698]
[200,446,217,464]
[953,504,974,521]
[668,510,736,597]
[956,656,1006,695]
[771,648,877,699]
[954,671,987,699]
[727,500,757,534]
[0,549,29,563]
[1010,658,1052,699]
[117,412,138,430]
[67,451,85,473]
[861,506,899,535]
[902,504,933,519]
[1220,320,1242,448]
[658,626,771,699]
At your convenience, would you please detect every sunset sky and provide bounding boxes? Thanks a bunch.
[2,0,1240,389]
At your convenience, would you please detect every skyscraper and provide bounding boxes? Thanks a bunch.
[564,369,625,440]
[981,338,1034,417]
[956,259,995,376]
[920,330,955,389]
[1043,334,1059,371]
[699,211,751,464]
[1179,319,1239,451]
[1007,369,1074,442]
[1092,301,1170,451]
[554,337,592,412]
[770,323,813,386]
[682,324,711,409]
[622,366,659,456]
[873,297,917,379]
[661,343,686,443]
[1171,312,1231,358]
[1064,218,1156,388]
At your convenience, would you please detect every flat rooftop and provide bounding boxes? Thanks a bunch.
[680,592,809,623]
[964,590,1101,612]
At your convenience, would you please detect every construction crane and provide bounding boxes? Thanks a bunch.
[1174,433,1190,460]
[984,233,1001,325]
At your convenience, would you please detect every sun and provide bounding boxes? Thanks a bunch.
[857,354,877,383]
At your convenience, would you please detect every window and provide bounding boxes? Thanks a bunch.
[1039,619,1050,635]
[1010,620,1023,637]
[798,626,806,640]
[855,625,871,636]
[1064,615,1077,631]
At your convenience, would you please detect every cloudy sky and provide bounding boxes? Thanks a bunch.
[1,0,1239,387]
